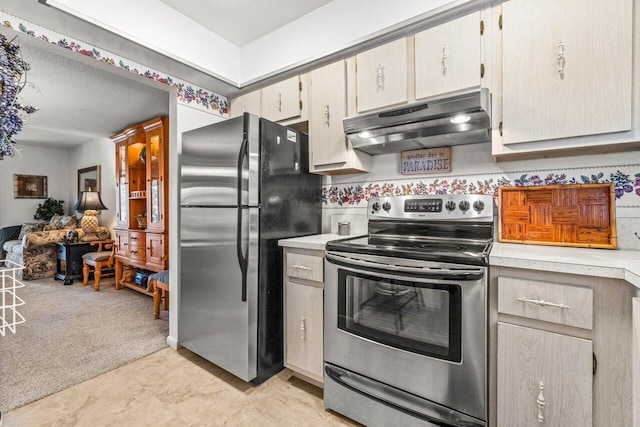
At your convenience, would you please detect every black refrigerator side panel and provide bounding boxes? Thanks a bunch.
[254,236,284,384]
[254,119,321,384]
[259,118,322,240]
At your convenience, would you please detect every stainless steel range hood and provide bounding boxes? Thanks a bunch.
[343,88,491,155]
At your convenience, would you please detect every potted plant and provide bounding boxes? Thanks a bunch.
[34,197,64,221]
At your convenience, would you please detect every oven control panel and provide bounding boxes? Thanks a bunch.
[404,198,442,212]
[368,194,494,221]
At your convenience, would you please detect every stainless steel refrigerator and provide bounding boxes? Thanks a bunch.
[179,113,321,384]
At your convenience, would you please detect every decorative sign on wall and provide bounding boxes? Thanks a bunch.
[401,147,452,175]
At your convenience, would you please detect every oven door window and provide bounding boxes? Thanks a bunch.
[338,269,462,362]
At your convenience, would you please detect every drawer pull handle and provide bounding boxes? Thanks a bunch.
[292,265,313,271]
[536,381,545,423]
[300,316,306,340]
[441,44,448,75]
[376,64,385,91]
[557,41,565,79]
[517,297,571,309]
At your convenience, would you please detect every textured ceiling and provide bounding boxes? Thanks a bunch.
[158,0,334,46]
[10,32,170,150]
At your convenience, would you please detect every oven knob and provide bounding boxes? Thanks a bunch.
[382,202,392,211]
[458,200,470,212]
[372,202,381,211]
[445,200,456,211]
[473,200,485,213]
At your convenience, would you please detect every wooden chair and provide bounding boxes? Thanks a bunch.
[149,270,169,319]
[82,240,115,291]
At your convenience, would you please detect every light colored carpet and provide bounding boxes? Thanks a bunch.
[0,277,168,413]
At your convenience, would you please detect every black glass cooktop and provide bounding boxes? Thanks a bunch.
[327,220,493,266]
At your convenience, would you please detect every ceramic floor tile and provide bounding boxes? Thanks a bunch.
[4,347,360,427]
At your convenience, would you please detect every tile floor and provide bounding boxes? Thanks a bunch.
[4,347,360,426]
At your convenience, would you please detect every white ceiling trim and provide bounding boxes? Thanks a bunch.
[42,0,484,88]
[43,0,241,86]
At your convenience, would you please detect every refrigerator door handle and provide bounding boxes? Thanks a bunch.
[236,135,249,302]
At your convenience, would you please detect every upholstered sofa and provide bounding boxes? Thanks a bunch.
[2,216,84,280]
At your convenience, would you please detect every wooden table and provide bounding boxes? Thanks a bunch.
[55,242,93,285]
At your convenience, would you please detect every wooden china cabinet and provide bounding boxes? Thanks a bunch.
[111,116,169,296]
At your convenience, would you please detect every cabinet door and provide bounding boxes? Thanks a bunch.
[356,38,408,113]
[229,90,261,118]
[115,142,129,228]
[497,323,592,426]
[146,232,165,269]
[114,230,128,257]
[414,12,481,100]
[261,76,301,122]
[127,129,147,229]
[502,0,632,145]
[145,125,165,232]
[310,60,348,166]
[285,281,323,380]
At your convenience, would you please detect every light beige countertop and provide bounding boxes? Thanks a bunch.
[279,235,640,288]
[490,242,640,288]
[278,233,352,251]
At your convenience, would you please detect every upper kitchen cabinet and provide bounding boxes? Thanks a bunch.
[261,75,307,123]
[229,90,260,118]
[356,38,409,113]
[498,0,633,151]
[414,12,482,100]
[309,59,372,175]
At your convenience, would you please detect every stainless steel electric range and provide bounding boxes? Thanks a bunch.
[324,194,494,427]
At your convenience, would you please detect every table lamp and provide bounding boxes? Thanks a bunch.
[73,190,108,235]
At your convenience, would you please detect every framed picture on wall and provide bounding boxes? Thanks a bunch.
[77,165,101,198]
[14,174,48,199]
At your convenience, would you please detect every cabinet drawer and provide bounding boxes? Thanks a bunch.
[286,252,323,282]
[128,231,146,261]
[498,277,593,330]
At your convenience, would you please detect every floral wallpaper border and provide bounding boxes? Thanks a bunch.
[323,164,640,208]
[0,11,228,115]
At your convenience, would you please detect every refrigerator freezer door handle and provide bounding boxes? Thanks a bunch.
[237,136,249,302]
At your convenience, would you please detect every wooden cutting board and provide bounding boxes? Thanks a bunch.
[498,183,616,249]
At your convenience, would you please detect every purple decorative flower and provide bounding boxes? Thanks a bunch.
[623,184,633,193]
[614,187,625,198]
[0,34,38,159]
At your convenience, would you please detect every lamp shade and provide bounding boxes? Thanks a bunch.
[73,190,107,212]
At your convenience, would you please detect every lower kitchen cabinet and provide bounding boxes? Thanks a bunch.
[283,247,325,384]
[497,323,592,426]
[491,267,633,427]
[285,281,323,381]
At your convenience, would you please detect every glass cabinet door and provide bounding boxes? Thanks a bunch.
[116,142,129,227]
[146,127,164,231]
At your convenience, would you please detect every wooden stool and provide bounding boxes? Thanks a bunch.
[82,240,115,292]
[149,270,169,319]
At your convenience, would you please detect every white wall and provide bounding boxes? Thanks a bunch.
[67,137,117,236]
[0,145,70,227]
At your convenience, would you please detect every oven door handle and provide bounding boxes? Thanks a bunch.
[325,253,485,281]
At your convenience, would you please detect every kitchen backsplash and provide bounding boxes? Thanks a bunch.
[322,143,640,250]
